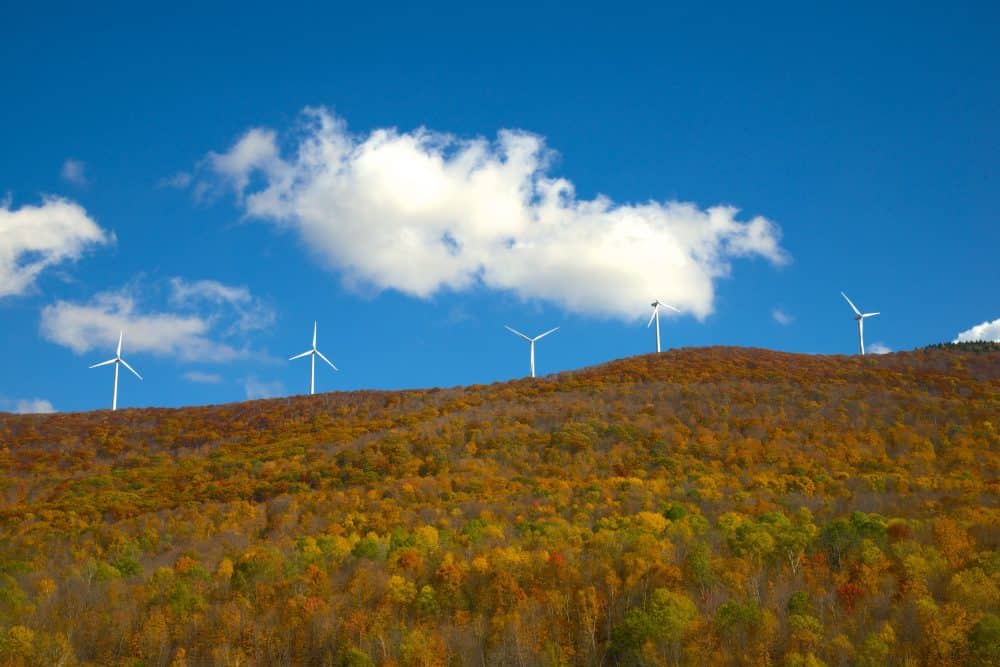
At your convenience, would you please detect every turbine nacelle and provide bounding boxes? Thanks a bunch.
[841,292,879,318]
[289,321,338,395]
[505,325,558,378]
[841,292,881,355]
[647,299,680,352]
[88,330,142,411]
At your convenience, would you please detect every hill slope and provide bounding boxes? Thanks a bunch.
[0,346,998,665]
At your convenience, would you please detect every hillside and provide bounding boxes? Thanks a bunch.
[0,345,998,666]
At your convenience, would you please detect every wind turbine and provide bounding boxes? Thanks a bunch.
[647,300,680,353]
[841,292,880,355]
[289,321,338,395]
[89,330,142,411]
[505,325,559,378]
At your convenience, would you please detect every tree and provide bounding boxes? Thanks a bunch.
[968,613,1000,667]
[646,589,698,664]
[341,647,375,666]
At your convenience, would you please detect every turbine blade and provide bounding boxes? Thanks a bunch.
[116,330,123,356]
[312,321,317,348]
[647,310,657,328]
[662,303,680,312]
[863,312,880,318]
[316,349,339,370]
[89,358,117,369]
[120,358,143,380]
[289,350,313,361]
[841,292,862,316]
[534,326,559,341]
[505,325,531,341]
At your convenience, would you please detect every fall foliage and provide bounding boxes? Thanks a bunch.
[0,343,998,665]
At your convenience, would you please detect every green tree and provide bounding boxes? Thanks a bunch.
[341,647,375,667]
[612,588,697,664]
[968,613,1000,667]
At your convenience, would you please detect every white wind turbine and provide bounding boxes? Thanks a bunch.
[505,325,559,378]
[89,330,142,411]
[289,321,338,395]
[841,292,880,355]
[647,300,680,353]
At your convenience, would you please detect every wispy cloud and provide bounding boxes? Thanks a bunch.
[0,196,112,298]
[169,278,250,305]
[195,108,789,321]
[868,342,892,355]
[183,371,223,384]
[444,305,473,326]
[60,159,88,186]
[40,277,273,362]
[244,376,284,399]
[158,171,192,189]
[771,308,793,326]
[168,278,274,334]
[954,317,1000,343]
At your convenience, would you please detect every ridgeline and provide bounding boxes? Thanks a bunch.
[1,345,998,665]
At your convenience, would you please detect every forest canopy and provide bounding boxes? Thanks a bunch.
[0,344,997,665]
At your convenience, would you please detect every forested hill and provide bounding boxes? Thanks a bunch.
[0,345,998,665]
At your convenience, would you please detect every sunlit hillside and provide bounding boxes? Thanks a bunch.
[1,345,998,666]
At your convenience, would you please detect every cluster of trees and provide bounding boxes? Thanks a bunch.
[0,344,997,665]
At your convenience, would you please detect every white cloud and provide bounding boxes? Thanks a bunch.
[40,278,273,362]
[183,371,223,383]
[244,376,284,399]
[772,308,793,325]
[868,342,892,355]
[169,277,251,306]
[954,317,1000,343]
[0,197,112,298]
[0,398,57,414]
[198,108,788,321]
[15,398,55,414]
[207,128,279,195]
[61,159,87,186]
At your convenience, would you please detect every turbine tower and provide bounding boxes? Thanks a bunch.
[505,325,558,378]
[289,321,338,395]
[647,300,680,353]
[89,330,142,411]
[841,292,880,355]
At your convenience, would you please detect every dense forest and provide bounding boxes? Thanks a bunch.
[0,344,997,666]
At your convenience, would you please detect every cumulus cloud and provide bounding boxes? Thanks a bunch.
[868,342,892,355]
[0,197,112,298]
[0,398,56,414]
[198,109,789,320]
[40,278,273,362]
[61,159,87,185]
[772,308,793,325]
[954,317,1000,343]
[244,376,284,399]
[207,128,279,195]
[183,371,223,384]
[16,398,55,414]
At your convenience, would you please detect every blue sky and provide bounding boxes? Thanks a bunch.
[2,1,998,412]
